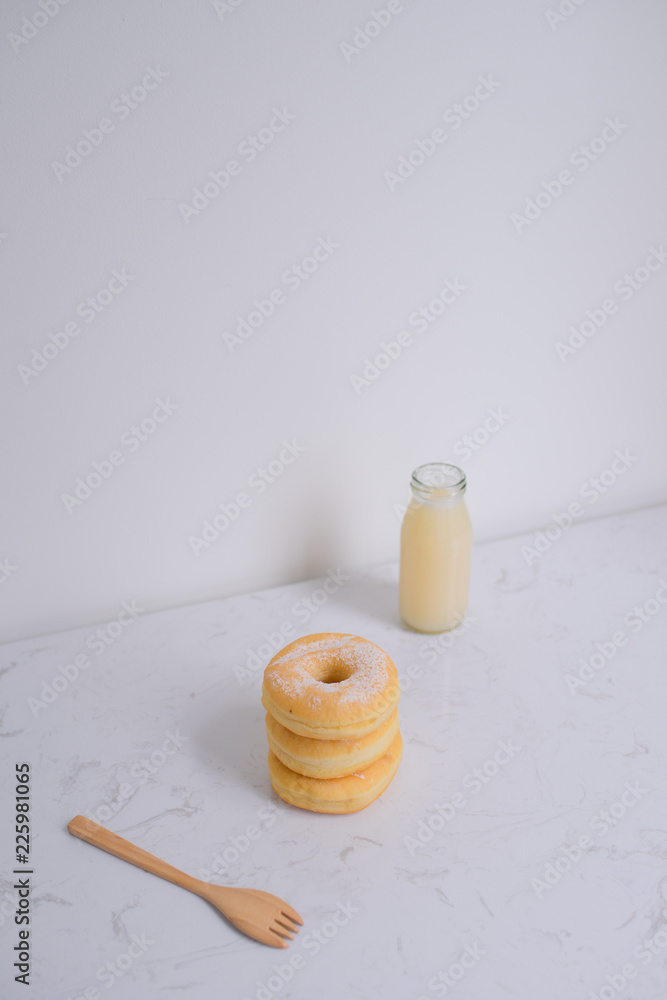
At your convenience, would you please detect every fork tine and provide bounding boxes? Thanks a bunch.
[274,918,297,936]
[271,921,295,941]
[267,932,288,949]
[280,905,304,927]
[270,925,293,944]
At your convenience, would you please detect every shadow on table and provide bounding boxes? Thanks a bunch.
[195,692,270,793]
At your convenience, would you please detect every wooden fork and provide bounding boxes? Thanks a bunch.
[67,815,303,948]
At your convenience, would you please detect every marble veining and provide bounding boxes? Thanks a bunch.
[0,505,666,998]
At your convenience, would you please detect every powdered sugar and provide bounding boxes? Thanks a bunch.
[272,634,353,666]
[267,634,394,708]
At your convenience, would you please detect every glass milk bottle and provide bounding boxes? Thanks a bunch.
[399,463,472,633]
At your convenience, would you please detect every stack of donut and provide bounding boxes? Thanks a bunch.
[262,633,402,813]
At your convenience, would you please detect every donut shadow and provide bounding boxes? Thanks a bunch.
[196,693,269,792]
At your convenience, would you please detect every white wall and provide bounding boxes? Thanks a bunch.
[2,0,666,644]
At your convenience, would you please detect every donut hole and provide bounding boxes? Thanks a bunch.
[317,659,353,684]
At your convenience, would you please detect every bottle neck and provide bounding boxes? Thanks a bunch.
[410,463,466,507]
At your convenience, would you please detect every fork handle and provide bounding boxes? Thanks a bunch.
[68,815,209,898]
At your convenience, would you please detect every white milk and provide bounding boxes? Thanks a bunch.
[399,464,472,633]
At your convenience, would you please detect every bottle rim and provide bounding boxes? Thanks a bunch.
[410,462,466,500]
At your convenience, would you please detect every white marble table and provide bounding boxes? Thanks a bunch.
[2,504,667,1000]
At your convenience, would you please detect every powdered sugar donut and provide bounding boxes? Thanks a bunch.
[267,730,403,813]
[265,708,399,779]
[261,633,400,740]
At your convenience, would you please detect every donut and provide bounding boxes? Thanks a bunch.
[267,731,403,813]
[265,708,399,779]
[261,633,400,740]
